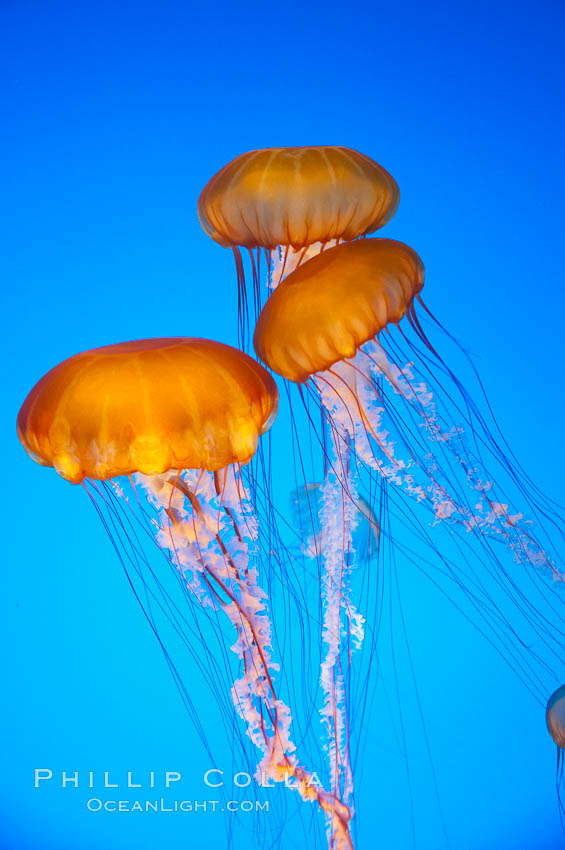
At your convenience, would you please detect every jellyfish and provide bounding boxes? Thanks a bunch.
[197,146,399,344]
[292,482,380,563]
[547,684,565,825]
[17,337,355,850]
[547,685,565,749]
[253,236,565,825]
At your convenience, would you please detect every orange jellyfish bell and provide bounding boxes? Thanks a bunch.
[17,338,278,483]
[253,238,425,382]
[197,146,400,250]
[547,684,565,749]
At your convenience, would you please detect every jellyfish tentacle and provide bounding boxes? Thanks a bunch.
[137,466,354,850]
[314,341,562,585]
[318,409,365,824]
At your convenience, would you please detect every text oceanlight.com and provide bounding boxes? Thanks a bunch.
[86,798,269,813]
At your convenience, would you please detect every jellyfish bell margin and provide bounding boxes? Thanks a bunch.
[16,337,279,483]
[17,335,356,850]
[197,146,399,251]
[253,238,425,384]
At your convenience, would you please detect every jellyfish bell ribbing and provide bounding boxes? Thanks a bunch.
[253,238,425,382]
[17,337,279,483]
[197,146,400,251]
